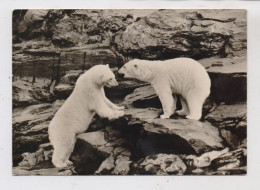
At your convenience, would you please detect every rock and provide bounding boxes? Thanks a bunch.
[13,142,75,176]
[60,70,83,84]
[12,100,65,165]
[114,9,246,60]
[113,155,132,175]
[206,103,246,127]
[47,10,134,48]
[13,167,74,176]
[209,148,247,175]
[72,130,133,175]
[53,84,74,99]
[13,80,52,108]
[205,103,246,149]
[124,108,223,154]
[185,148,229,168]
[78,131,108,148]
[95,155,115,174]
[105,79,148,103]
[70,131,111,175]
[134,154,187,175]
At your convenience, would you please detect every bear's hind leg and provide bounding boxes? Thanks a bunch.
[185,92,204,120]
[52,135,75,168]
[176,96,189,116]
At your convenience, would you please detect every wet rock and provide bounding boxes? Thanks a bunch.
[134,154,186,175]
[114,9,246,60]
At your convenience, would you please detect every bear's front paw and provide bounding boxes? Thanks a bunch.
[116,106,125,111]
[160,114,170,119]
[108,110,125,120]
[115,110,125,117]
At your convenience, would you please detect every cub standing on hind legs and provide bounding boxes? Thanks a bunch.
[48,64,124,168]
[118,58,211,120]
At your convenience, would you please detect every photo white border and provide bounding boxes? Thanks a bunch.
[1,1,260,190]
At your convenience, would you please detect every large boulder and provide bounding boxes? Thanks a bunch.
[114,9,246,60]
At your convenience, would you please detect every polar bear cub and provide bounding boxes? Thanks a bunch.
[48,64,124,168]
[118,58,211,120]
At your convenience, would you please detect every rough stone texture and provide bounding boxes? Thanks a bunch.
[12,100,65,165]
[134,154,187,175]
[114,9,246,60]
[124,108,223,154]
[53,84,74,99]
[46,10,134,48]
[205,103,247,149]
[70,130,133,175]
[12,9,247,175]
[13,80,52,108]
[209,148,247,175]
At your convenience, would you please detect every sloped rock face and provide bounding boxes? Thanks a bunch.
[46,10,134,48]
[114,9,246,60]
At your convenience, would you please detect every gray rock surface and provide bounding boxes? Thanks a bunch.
[114,9,246,60]
[134,154,187,175]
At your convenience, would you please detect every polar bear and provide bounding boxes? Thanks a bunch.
[118,58,211,120]
[48,64,124,168]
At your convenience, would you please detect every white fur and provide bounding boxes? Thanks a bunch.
[118,58,211,120]
[48,65,124,168]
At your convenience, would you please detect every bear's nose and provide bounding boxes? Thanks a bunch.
[117,73,125,78]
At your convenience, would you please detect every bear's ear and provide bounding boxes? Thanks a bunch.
[106,64,109,67]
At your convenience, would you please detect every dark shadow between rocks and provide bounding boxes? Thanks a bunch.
[70,138,109,175]
[110,119,196,162]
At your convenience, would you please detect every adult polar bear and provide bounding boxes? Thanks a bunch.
[49,64,124,168]
[118,58,211,120]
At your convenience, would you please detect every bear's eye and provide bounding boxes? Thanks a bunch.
[109,78,113,81]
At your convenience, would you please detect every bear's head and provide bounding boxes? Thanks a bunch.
[91,64,118,87]
[118,59,150,82]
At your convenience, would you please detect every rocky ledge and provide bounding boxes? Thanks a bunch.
[13,74,247,175]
